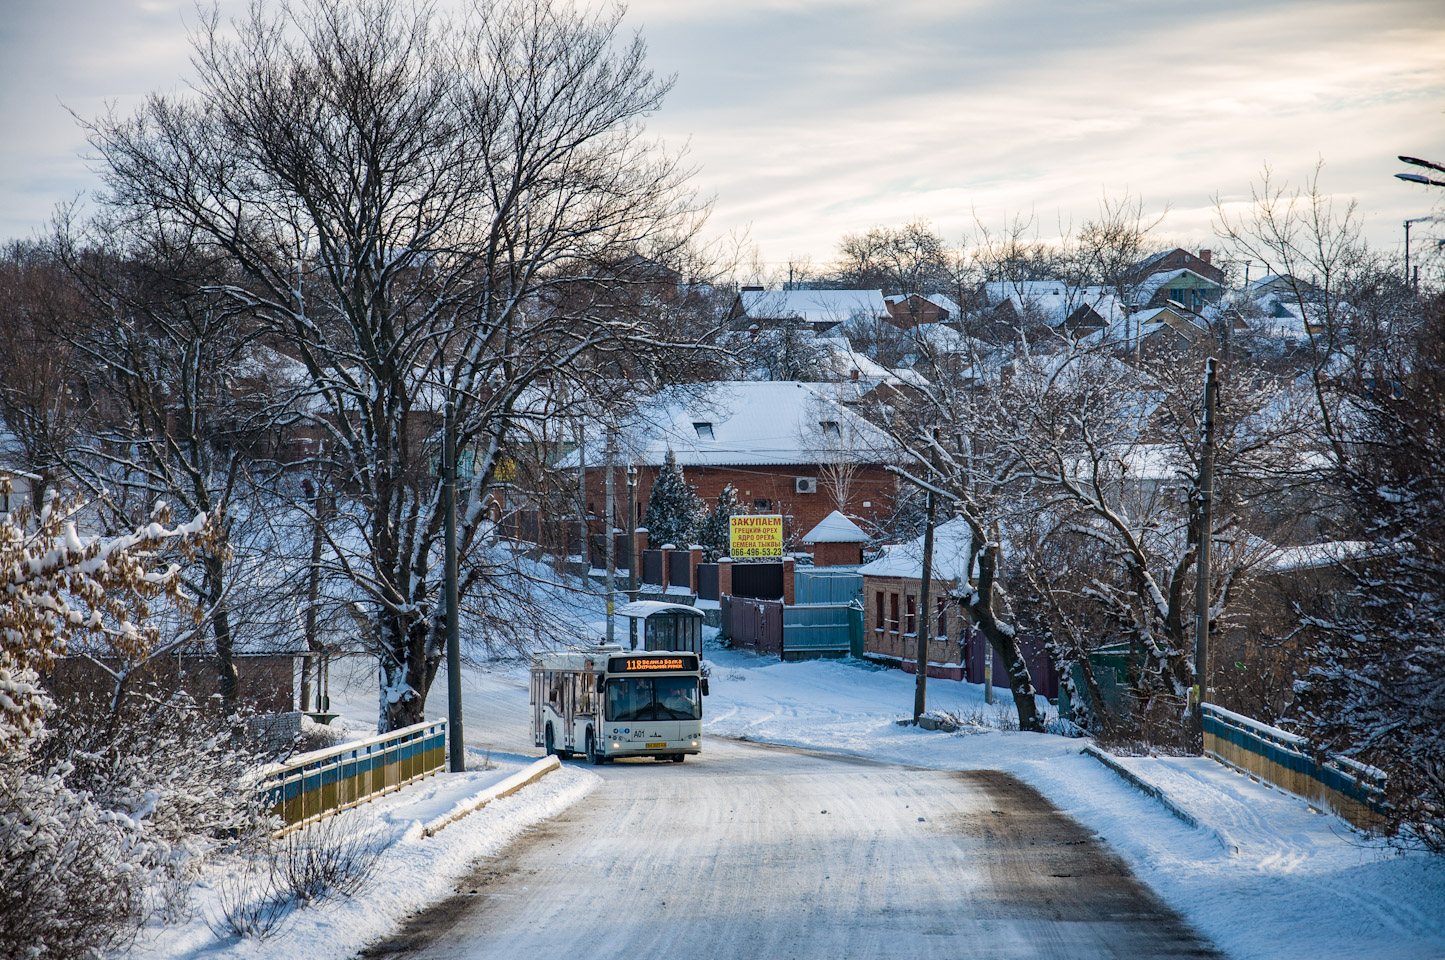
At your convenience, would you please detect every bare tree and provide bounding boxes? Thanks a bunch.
[0,242,88,505]
[84,0,705,730]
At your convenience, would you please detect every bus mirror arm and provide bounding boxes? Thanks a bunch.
[701,678,710,697]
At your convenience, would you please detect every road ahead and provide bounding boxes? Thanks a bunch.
[361,737,1223,960]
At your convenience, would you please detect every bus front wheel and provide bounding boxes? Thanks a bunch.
[586,730,605,765]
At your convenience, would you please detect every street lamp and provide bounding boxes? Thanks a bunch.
[1396,155,1445,188]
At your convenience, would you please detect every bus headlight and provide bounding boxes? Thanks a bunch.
[611,742,620,749]
[691,740,698,747]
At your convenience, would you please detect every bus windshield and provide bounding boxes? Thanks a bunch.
[605,676,700,722]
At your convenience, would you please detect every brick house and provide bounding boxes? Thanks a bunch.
[565,381,903,553]
[858,518,974,679]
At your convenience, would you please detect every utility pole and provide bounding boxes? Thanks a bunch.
[626,464,638,649]
[444,399,464,773]
[1192,357,1219,751]
[605,429,616,646]
[913,429,939,723]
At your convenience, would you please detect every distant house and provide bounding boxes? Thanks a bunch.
[981,281,1126,337]
[883,292,960,328]
[728,288,891,334]
[561,381,905,555]
[1133,267,1223,312]
[857,519,974,679]
[1129,248,1226,286]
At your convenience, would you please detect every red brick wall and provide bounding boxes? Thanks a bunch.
[810,541,864,566]
[583,463,898,549]
[862,575,964,666]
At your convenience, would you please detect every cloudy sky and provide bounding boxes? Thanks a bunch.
[3,0,1443,273]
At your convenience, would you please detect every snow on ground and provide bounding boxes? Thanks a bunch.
[129,750,598,960]
[702,646,1445,960]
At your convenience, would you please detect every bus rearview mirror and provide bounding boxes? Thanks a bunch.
[701,678,710,697]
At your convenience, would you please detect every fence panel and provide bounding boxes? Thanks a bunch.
[794,569,864,605]
[696,563,719,601]
[1202,703,1387,830]
[642,549,665,586]
[963,628,1060,699]
[782,602,855,658]
[668,550,692,589]
[731,561,784,600]
[257,719,447,833]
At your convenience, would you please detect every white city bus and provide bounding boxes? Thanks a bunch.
[530,646,707,764]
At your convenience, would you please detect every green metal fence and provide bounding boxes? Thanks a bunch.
[781,601,863,659]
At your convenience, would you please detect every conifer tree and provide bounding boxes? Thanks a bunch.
[643,451,702,547]
[698,484,742,561]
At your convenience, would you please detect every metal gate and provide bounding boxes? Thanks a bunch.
[731,561,784,600]
[728,597,783,655]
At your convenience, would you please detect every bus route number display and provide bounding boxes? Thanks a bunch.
[610,656,696,672]
[729,514,783,558]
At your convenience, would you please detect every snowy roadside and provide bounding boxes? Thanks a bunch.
[128,750,599,960]
[703,646,1445,960]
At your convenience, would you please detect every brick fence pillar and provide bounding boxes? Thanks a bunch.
[633,527,649,583]
[718,557,733,598]
[660,542,675,590]
[688,545,703,594]
[782,556,795,605]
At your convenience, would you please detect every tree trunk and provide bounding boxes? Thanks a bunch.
[970,540,1043,732]
[206,553,239,713]
[379,610,431,731]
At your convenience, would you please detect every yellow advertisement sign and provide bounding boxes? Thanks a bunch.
[729,514,783,558]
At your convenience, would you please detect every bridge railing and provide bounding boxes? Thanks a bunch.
[257,719,447,833]
[1202,703,1387,830]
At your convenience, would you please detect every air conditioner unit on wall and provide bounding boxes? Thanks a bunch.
[795,477,818,494]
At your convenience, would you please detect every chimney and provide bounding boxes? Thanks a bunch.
[850,368,860,381]
[1200,249,1212,265]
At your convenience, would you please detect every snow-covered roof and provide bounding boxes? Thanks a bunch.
[984,281,1124,327]
[738,289,889,325]
[857,517,975,582]
[616,600,705,619]
[801,510,869,544]
[813,337,926,387]
[558,381,898,469]
[1265,541,1372,573]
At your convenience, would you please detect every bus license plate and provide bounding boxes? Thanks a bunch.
[646,742,667,749]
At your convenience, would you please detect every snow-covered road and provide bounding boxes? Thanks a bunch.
[365,738,1220,960]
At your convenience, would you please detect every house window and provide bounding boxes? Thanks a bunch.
[1169,288,1186,303]
[753,499,772,511]
[819,420,841,439]
[889,594,900,634]
[875,592,885,633]
[906,596,917,636]
[693,422,715,440]
[936,598,948,640]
